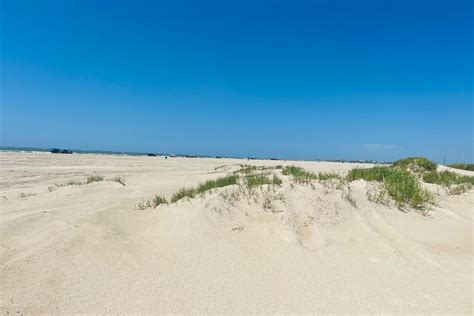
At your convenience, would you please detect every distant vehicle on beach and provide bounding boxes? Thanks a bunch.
[50,148,73,154]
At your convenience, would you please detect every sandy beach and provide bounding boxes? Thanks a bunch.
[0,151,472,313]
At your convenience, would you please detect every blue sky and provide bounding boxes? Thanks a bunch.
[1,0,472,162]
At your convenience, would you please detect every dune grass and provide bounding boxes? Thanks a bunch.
[245,173,282,188]
[283,166,341,184]
[347,166,391,182]
[171,175,239,202]
[348,166,435,209]
[393,157,437,172]
[234,165,277,174]
[171,188,197,203]
[86,174,105,184]
[423,170,474,186]
[447,163,474,172]
[55,179,84,187]
[153,195,168,207]
[109,176,126,186]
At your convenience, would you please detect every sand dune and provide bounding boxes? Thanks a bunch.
[0,152,472,313]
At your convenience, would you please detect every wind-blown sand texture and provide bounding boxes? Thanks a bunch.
[1,152,472,313]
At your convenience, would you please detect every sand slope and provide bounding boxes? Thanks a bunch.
[0,152,472,313]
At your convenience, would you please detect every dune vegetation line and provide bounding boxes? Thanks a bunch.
[135,157,474,213]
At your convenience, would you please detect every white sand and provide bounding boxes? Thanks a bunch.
[0,151,472,313]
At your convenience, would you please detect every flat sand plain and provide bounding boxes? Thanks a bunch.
[0,151,472,313]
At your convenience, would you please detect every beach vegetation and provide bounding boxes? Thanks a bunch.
[447,163,474,172]
[171,175,239,202]
[245,173,282,188]
[86,174,105,184]
[110,176,126,186]
[348,166,435,210]
[393,157,437,173]
[153,195,168,206]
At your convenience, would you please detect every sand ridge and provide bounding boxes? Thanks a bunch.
[0,152,472,313]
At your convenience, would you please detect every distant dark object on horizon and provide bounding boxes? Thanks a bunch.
[147,153,157,157]
[50,148,73,154]
[184,155,197,158]
[269,158,278,161]
[247,157,256,160]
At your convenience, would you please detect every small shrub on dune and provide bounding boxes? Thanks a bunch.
[393,157,437,173]
[382,169,435,209]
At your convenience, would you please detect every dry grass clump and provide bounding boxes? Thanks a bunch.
[86,174,105,184]
[19,192,36,198]
[55,179,84,187]
[135,199,154,210]
[135,195,168,210]
[109,176,126,186]
[445,183,472,195]
[54,175,127,188]
[234,165,277,175]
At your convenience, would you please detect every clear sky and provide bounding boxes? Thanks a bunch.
[1,0,472,162]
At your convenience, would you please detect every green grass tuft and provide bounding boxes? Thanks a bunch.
[283,166,341,184]
[153,195,168,206]
[347,166,391,182]
[348,166,435,209]
[282,166,306,177]
[171,188,196,202]
[245,173,282,188]
[171,175,239,202]
[383,169,435,209]
[197,175,239,193]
